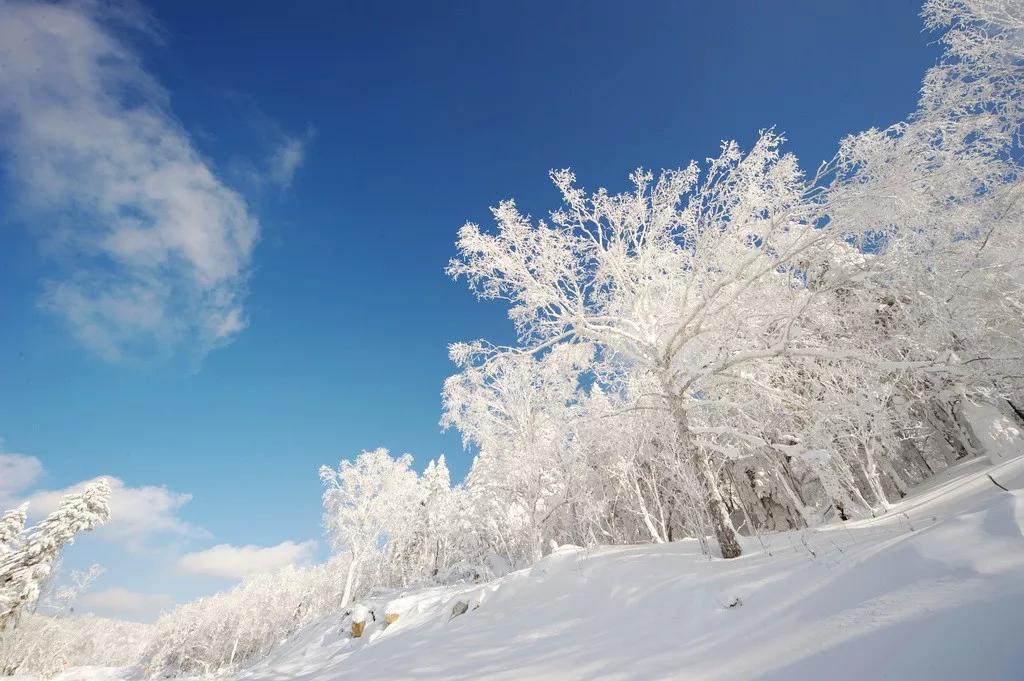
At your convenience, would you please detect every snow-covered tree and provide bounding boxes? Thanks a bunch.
[320,448,419,606]
[446,0,1024,558]
[394,455,455,581]
[0,479,111,632]
[145,557,352,676]
[448,131,852,557]
[443,344,592,562]
[0,506,27,557]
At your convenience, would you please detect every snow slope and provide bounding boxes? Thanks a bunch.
[47,455,1024,681]
[223,456,1024,681]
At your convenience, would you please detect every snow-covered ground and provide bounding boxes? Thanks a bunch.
[46,453,1022,681]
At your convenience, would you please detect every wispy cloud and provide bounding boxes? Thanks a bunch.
[267,132,312,190]
[177,540,317,580]
[0,0,260,362]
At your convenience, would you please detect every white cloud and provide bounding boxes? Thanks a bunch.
[79,587,174,619]
[0,450,200,546]
[0,1,260,361]
[22,476,201,544]
[0,453,44,501]
[177,540,317,580]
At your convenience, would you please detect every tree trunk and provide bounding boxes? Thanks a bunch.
[694,449,743,558]
[878,454,909,497]
[861,442,891,512]
[661,375,742,558]
[632,477,666,543]
[340,551,358,607]
[530,528,544,563]
[1006,399,1024,424]
[770,457,812,528]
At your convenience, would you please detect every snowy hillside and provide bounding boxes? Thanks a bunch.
[50,454,1023,681]
[241,457,1024,680]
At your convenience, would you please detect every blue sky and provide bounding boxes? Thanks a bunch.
[0,0,937,620]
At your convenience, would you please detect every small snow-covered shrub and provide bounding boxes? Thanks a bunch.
[0,613,150,678]
[144,557,351,677]
[0,566,147,678]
